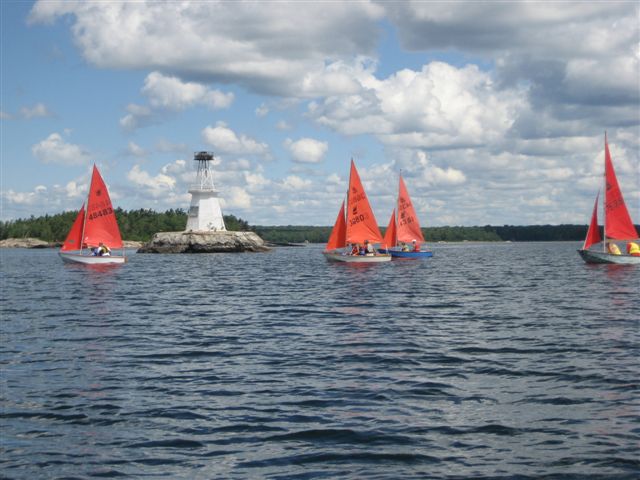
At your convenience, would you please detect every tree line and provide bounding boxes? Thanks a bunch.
[254,224,615,243]
[0,208,249,242]
[2,209,634,243]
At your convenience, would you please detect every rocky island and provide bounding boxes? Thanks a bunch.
[137,231,269,253]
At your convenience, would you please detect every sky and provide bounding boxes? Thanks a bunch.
[1,1,639,227]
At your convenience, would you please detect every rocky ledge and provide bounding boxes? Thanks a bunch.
[138,231,269,253]
[0,237,54,248]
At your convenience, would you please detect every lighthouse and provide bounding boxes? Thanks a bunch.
[185,151,226,232]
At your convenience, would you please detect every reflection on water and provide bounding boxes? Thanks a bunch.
[1,243,638,479]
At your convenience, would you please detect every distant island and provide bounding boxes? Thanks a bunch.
[1,208,634,245]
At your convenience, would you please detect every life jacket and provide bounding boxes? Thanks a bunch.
[627,242,640,256]
[413,243,420,252]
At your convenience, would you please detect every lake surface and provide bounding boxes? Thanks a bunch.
[1,243,638,479]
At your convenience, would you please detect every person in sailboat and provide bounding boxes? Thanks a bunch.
[412,239,420,252]
[607,242,621,255]
[92,242,111,256]
[350,243,360,255]
[401,242,409,252]
[626,241,640,256]
[364,239,376,255]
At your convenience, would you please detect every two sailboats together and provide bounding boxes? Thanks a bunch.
[324,160,431,263]
[578,135,640,264]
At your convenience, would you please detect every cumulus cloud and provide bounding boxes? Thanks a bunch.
[1,187,47,205]
[31,133,90,165]
[1,174,90,219]
[311,61,525,149]
[28,1,384,97]
[119,103,154,131]
[224,186,252,209]
[142,71,233,110]
[202,122,269,156]
[385,3,639,127]
[282,175,312,190]
[127,164,176,196]
[19,2,639,226]
[284,137,328,164]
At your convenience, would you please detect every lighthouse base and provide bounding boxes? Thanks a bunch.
[138,231,269,253]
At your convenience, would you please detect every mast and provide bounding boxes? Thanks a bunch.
[397,170,401,246]
[602,133,607,253]
[79,168,92,254]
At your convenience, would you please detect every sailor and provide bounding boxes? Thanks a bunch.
[350,243,359,255]
[364,239,375,255]
[98,242,111,256]
[626,241,640,256]
[412,239,420,252]
[607,242,621,255]
[401,242,409,252]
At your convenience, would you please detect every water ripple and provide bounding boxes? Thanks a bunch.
[1,243,638,479]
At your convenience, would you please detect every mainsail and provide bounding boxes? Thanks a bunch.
[61,204,85,252]
[603,137,638,240]
[396,174,425,243]
[345,160,384,244]
[84,165,123,248]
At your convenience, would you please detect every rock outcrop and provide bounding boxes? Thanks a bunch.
[138,231,269,253]
[0,237,53,248]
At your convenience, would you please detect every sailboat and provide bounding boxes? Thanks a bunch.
[323,160,391,263]
[380,174,433,259]
[59,165,126,264]
[578,134,639,264]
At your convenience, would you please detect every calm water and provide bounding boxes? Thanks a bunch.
[1,243,638,479]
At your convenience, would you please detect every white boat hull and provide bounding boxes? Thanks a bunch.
[323,251,391,263]
[59,252,126,265]
[578,249,640,265]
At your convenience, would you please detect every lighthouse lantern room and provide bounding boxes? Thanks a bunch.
[185,151,226,232]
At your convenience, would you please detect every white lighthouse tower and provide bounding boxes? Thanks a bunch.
[185,151,226,232]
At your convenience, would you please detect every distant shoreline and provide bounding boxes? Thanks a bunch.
[0,238,143,249]
[2,208,638,245]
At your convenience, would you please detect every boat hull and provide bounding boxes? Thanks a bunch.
[578,249,640,265]
[378,249,433,259]
[59,252,126,265]
[323,251,392,263]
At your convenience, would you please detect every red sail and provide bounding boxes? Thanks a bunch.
[396,175,425,243]
[582,192,601,250]
[83,165,123,248]
[345,160,383,244]
[325,200,346,251]
[60,204,85,251]
[604,137,638,240]
[383,209,397,248]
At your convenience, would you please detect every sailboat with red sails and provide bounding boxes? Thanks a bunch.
[59,165,126,264]
[380,174,433,259]
[578,134,639,264]
[323,160,391,263]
